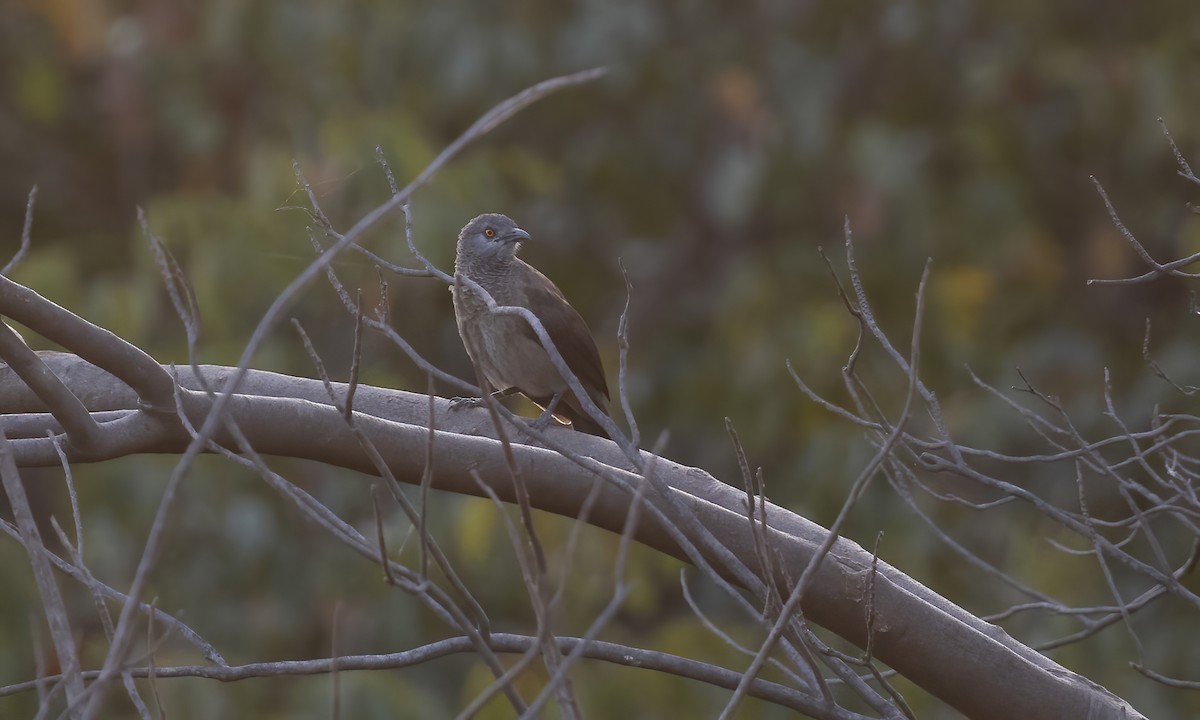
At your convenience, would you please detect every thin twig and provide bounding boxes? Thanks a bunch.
[616,259,640,447]
[0,429,85,710]
[1,634,856,717]
[3,185,37,276]
[1087,175,1200,285]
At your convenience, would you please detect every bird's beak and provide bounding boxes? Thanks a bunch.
[506,228,531,244]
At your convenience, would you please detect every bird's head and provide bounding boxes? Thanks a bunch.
[457,213,530,263]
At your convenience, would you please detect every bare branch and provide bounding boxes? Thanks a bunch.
[3,185,37,276]
[0,321,101,452]
[2,634,859,718]
[1159,117,1200,187]
[1087,175,1200,285]
[0,430,85,710]
[616,259,641,447]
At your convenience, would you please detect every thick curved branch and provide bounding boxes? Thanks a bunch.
[0,352,1142,720]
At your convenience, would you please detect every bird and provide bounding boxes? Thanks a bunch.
[451,213,611,436]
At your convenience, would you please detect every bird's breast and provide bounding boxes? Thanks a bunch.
[453,285,561,397]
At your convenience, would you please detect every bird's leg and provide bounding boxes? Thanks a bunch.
[528,391,565,432]
[449,386,519,410]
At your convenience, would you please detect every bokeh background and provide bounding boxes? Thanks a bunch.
[2,1,1200,717]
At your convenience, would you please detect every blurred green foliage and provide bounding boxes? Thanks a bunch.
[2,0,1200,717]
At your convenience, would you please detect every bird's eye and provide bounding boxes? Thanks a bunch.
[484,228,496,238]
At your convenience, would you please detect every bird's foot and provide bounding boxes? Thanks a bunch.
[449,396,485,410]
[450,387,518,411]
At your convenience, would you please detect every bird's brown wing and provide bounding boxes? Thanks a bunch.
[516,262,610,407]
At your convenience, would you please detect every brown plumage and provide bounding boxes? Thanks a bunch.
[451,213,611,436]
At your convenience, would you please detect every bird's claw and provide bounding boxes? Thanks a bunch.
[449,396,484,410]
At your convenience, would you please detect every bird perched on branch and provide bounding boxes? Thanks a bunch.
[451,213,611,436]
